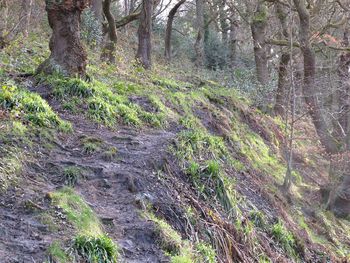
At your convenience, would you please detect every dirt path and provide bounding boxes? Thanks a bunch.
[0,110,174,262]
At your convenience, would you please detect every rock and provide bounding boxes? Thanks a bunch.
[135,192,155,210]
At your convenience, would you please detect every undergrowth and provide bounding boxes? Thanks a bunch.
[48,187,119,262]
[144,211,217,263]
[0,83,71,131]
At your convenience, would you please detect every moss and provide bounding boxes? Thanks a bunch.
[82,137,102,154]
[144,211,217,263]
[232,125,286,182]
[253,5,268,23]
[0,148,24,191]
[48,241,70,263]
[102,147,118,161]
[271,220,300,260]
[50,187,102,236]
[145,212,182,255]
[174,128,229,162]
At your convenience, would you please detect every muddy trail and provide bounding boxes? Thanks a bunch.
[0,107,174,262]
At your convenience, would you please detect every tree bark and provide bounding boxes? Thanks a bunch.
[251,1,269,85]
[274,3,290,117]
[91,0,103,23]
[195,0,205,67]
[164,0,186,61]
[36,0,91,77]
[0,0,8,48]
[136,0,153,69]
[101,0,118,63]
[275,53,290,116]
[228,8,238,67]
[20,0,33,37]
[219,0,228,43]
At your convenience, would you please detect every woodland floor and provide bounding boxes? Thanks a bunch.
[0,75,346,263]
[0,84,177,262]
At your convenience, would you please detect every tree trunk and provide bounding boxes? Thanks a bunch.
[293,0,338,154]
[275,53,290,117]
[101,0,117,63]
[164,0,186,61]
[292,0,350,216]
[0,0,8,48]
[136,0,153,69]
[194,0,205,67]
[36,0,90,77]
[20,0,33,37]
[274,3,290,117]
[228,11,238,67]
[91,0,103,23]
[251,2,269,85]
[219,0,228,44]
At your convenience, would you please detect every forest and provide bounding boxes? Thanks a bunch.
[1,0,350,262]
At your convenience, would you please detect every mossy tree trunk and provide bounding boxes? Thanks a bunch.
[274,3,290,117]
[36,0,91,77]
[251,1,269,85]
[0,0,8,48]
[136,0,153,69]
[194,0,205,67]
[101,0,118,63]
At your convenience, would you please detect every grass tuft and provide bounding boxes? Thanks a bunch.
[73,234,118,263]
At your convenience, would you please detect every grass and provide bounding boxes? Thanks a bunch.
[231,125,286,182]
[174,128,229,162]
[49,187,102,236]
[271,220,300,260]
[144,211,217,263]
[40,74,166,128]
[81,137,102,154]
[102,147,118,161]
[0,148,23,191]
[48,187,119,262]
[0,84,71,131]
[63,166,82,186]
[73,234,118,263]
[48,241,70,263]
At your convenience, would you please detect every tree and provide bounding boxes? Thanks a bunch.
[250,1,269,85]
[101,0,118,63]
[91,0,103,23]
[164,0,186,61]
[136,0,153,69]
[195,0,205,67]
[274,3,291,117]
[36,0,91,77]
[0,0,8,48]
[228,9,238,67]
[218,0,228,43]
[293,0,350,217]
[20,0,33,37]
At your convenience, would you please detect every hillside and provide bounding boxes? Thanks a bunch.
[1,35,350,263]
